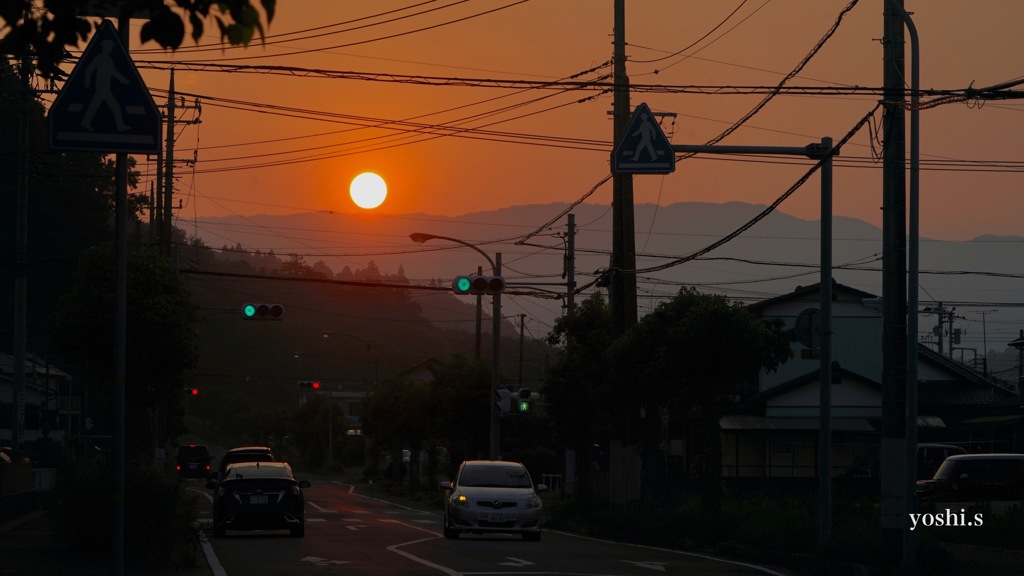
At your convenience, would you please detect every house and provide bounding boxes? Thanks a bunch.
[720,282,1020,484]
[0,351,75,468]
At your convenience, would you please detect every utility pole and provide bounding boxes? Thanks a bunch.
[974,310,997,376]
[611,0,637,336]
[12,49,32,463]
[163,69,175,258]
[609,0,638,506]
[475,265,483,359]
[566,213,576,316]
[880,0,908,565]
[518,314,526,388]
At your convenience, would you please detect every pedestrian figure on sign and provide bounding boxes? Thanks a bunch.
[81,39,131,132]
[630,112,659,161]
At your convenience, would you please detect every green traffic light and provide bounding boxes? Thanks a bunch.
[518,400,530,412]
[455,276,472,293]
[242,304,257,317]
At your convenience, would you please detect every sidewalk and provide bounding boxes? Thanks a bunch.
[0,508,109,576]
[0,497,210,576]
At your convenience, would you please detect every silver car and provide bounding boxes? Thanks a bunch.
[440,460,547,541]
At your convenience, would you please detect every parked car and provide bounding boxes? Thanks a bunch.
[175,444,211,479]
[206,461,310,537]
[213,446,274,482]
[439,460,547,541]
[916,453,1024,502]
[917,443,967,480]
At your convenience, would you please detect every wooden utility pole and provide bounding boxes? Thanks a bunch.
[880,0,908,565]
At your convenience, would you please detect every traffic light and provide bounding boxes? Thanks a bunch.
[242,303,284,320]
[298,380,321,390]
[495,388,511,413]
[183,386,199,396]
[517,388,531,413]
[452,274,505,295]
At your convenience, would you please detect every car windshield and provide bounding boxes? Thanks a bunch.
[459,465,532,488]
[933,458,959,480]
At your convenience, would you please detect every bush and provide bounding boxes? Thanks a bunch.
[54,457,201,571]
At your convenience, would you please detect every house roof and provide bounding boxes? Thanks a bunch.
[731,345,1014,415]
[746,280,878,314]
[0,352,73,381]
[384,356,442,382]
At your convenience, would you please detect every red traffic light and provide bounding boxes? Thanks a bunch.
[298,381,321,390]
[190,387,199,396]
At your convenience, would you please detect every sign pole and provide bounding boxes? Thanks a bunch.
[111,16,129,576]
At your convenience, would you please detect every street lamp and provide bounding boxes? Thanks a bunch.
[410,232,502,459]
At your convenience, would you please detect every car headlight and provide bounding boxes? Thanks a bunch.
[452,494,469,507]
[526,495,542,510]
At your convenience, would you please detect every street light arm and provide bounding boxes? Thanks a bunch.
[409,232,497,273]
[321,331,373,352]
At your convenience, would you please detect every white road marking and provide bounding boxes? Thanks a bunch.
[300,556,352,566]
[499,556,535,567]
[623,560,667,572]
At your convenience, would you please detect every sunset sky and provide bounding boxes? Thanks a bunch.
[81,0,1024,243]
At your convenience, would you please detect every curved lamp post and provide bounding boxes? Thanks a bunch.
[410,232,502,459]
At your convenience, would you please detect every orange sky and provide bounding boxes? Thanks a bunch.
[98,1,1023,242]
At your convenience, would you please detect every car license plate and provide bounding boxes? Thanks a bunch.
[250,495,269,505]
[487,514,505,522]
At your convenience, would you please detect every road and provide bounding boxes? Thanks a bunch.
[186,477,790,576]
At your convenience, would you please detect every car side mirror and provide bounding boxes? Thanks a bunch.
[298,480,311,489]
[439,481,453,491]
[535,483,548,493]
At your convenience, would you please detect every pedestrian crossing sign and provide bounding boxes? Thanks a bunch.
[48,20,161,154]
[611,103,675,174]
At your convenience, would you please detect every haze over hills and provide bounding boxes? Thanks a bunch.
[185,202,1024,363]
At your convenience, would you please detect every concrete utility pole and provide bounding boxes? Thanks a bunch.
[880,0,908,565]
[565,213,576,316]
[611,0,637,336]
[163,69,175,257]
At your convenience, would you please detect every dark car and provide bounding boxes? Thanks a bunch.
[175,444,211,479]
[206,461,310,537]
[440,460,547,541]
[916,453,1024,502]
[213,446,274,482]
[917,443,967,480]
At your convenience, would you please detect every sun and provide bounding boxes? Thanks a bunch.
[349,172,387,209]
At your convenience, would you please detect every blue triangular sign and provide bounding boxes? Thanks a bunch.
[611,103,675,174]
[48,20,162,154]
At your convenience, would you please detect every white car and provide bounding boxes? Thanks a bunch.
[440,460,547,541]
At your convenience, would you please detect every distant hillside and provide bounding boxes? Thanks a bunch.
[185,202,1024,371]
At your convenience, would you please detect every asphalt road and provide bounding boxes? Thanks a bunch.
[189,477,791,576]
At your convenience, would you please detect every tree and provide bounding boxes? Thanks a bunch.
[0,0,276,78]
[544,293,617,497]
[427,355,491,471]
[0,57,123,355]
[49,243,199,461]
[613,288,792,512]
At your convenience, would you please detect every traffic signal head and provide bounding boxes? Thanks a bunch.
[495,388,512,413]
[517,388,531,412]
[298,381,321,390]
[452,275,505,295]
[182,386,199,396]
[242,303,284,320]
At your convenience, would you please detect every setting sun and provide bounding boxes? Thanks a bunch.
[349,172,387,209]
